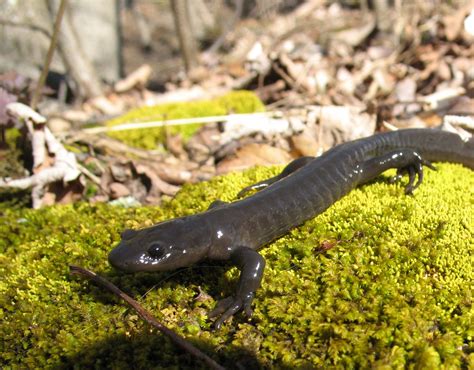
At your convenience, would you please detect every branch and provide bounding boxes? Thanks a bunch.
[48,0,103,99]
[30,0,67,110]
[69,265,225,370]
[170,0,198,72]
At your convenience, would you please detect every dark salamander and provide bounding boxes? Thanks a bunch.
[109,129,474,328]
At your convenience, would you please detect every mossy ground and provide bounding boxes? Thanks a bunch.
[105,90,265,149]
[1,163,473,369]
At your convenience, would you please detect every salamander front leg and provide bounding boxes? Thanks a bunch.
[361,149,436,194]
[208,247,266,329]
[237,156,314,198]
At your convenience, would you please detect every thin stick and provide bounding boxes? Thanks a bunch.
[69,265,225,370]
[75,163,110,195]
[30,0,67,110]
[82,112,275,134]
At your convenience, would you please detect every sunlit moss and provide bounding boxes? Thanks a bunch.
[0,163,472,368]
[105,90,265,149]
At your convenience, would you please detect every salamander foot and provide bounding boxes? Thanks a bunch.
[208,294,254,330]
[389,156,436,194]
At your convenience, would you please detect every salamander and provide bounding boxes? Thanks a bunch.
[108,128,474,329]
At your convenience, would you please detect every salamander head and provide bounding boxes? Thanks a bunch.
[108,215,211,272]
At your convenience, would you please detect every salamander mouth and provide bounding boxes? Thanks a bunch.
[138,252,172,267]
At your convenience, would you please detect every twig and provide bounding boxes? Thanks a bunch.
[82,112,276,134]
[69,265,225,370]
[75,163,110,195]
[30,0,67,110]
[272,63,308,95]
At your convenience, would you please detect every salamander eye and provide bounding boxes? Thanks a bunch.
[148,242,166,259]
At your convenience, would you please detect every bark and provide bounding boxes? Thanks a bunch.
[373,0,391,32]
[187,0,214,41]
[130,4,152,50]
[31,0,66,110]
[170,0,198,72]
[47,0,104,99]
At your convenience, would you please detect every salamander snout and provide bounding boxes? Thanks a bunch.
[108,242,132,271]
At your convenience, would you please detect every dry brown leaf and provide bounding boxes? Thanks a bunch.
[443,5,472,41]
[216,143,291,175]
[166,133,187,159]
[42,178,84,207]
[330,14,376,47]
[135,164,180,197]
[438,60,452,81]
[114,64,153,92]
[290,130,320,157]
[315,106,376,149]
[393,77,420,117]
[109,182,131,199]
[149,162,193,185]
[447,96,474,116]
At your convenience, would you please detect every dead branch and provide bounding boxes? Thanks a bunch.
[30,0,67,110]
[170,0,199,72]
[47,0,103,99]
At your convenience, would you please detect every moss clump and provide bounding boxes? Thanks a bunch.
[106,90,265,149]
[0,163,473,369]
[0,128,32,209]
[0,128,26,178]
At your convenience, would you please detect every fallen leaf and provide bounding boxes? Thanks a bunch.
[290,130,320,156]
[149,162,193,185]
[315,105,376,148]
[216,143,291,175]
[109,182,131,199]
[166,133,187,159]
[135,164,180,196]
[443,5,471,41]
[331,14,376,47]
[114,64,152,92]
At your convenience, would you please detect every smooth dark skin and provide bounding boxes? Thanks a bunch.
[109,129,474,329]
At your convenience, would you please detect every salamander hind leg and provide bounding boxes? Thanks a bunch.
[237,156,315,198]
[388,162,433,194]
[208,200,229,210]
[361,149,436,194]
[208,247,265,329]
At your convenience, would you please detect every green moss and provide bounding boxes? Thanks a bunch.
[0,128,26,178]
[0,163,473,369]
[106,90,265,149]
[0,128,32,208]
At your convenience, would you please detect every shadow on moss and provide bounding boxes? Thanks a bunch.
[0,188,31,210]
[56,333,262,370]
